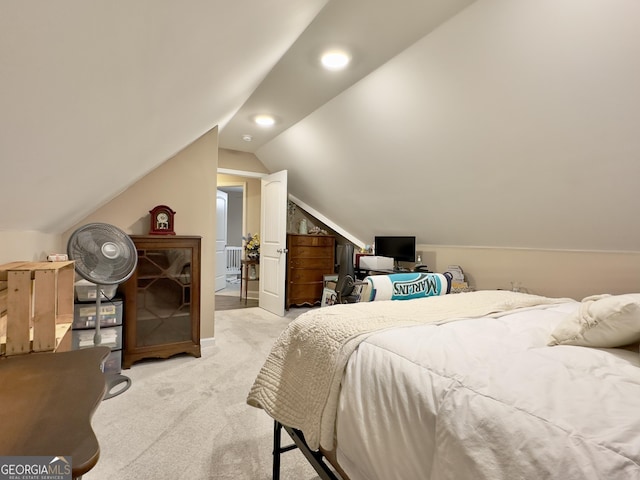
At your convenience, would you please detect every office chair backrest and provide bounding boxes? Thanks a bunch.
[338,243,355,279]
[336,244,356,302]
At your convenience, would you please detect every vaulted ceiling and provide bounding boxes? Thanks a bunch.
[1,0,326,232]
[2,0,640,252]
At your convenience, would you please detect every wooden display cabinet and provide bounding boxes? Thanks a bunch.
[286,234,335,309]
[121,235,201,368]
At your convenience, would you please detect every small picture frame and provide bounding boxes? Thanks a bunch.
[321,287,337,307]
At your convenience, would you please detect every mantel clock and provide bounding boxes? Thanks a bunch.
[149,205,176,235]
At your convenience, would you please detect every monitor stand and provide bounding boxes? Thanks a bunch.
[393,262,410,272]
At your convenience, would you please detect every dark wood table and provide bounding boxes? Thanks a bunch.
[0,346,110,478]
[240,258,259,305]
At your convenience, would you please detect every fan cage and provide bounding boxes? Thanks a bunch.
[67,223,138,285]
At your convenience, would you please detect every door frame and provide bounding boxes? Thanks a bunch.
[215,189,229,292]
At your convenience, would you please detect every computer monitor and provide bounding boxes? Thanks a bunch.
[374,236,416,263]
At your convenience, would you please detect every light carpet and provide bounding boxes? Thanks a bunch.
[85,305,319,480]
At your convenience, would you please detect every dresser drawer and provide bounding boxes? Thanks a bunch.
[289,256,333,269]
[288,283,324,303]
[289,245,334,259]
[288,235,335,248]
[288,268,328,283]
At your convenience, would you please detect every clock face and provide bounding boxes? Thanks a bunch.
[157,212,169,223]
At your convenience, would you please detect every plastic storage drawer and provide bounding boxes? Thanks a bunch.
[72,325,122,351]
[73,300,123,329]
[102,350,122,374]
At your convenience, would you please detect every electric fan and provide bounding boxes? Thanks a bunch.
[67,222,138,399]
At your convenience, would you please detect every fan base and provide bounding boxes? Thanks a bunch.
[103,373,132,400]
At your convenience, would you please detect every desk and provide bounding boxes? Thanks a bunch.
[355,267,415,279]
[0,346,110,479]
[240,259,259,305]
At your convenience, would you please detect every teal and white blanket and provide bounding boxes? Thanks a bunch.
[363,272,452,302]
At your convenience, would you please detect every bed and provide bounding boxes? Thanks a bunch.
[247,288,640,480]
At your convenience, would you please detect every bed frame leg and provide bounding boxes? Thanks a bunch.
[273,420,282,480]
[273,421,298,480]
[272,419,341,480]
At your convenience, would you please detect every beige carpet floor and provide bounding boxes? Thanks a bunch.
[85,305,318,480]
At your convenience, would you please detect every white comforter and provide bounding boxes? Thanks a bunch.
[247,291,570,450]
[335,301,640,480]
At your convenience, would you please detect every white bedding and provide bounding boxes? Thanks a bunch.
[247,291,570,450]
[335,301,640,480]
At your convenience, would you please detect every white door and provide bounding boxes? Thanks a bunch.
[259,170,288,316]
[215,190,228,291]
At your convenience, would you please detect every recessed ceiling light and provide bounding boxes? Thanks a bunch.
[242,134,253,142]
[321,50,351,71]
[254,114,275,127]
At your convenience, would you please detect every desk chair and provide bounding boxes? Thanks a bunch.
[335,244,367,304]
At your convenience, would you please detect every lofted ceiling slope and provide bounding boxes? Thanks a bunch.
[0,0,326,233]
[3,0,640,254]
[218,0,475,153]
[255,0,640,252]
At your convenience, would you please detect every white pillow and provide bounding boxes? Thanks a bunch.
[548,293,640,348]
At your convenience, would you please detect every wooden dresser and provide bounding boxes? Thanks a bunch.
[286,234,335,309]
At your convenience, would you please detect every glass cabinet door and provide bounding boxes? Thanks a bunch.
[135,247,193,347]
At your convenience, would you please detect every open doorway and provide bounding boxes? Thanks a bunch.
[216,181,259,310]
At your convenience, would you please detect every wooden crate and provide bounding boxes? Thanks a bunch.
[0,261,74,356]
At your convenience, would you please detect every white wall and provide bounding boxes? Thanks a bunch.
[226,190,244,247]
[420,244,640,300]
[0,232,62,264]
